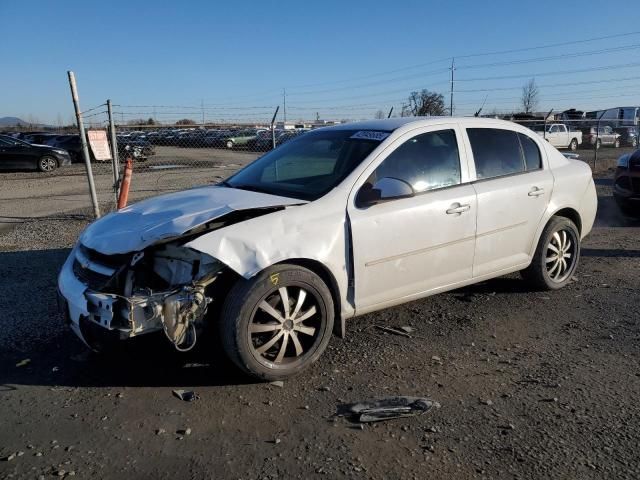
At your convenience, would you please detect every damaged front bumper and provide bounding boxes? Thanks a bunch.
[58,245,218,351]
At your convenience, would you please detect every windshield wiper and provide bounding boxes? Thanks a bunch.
[228,184,274,195]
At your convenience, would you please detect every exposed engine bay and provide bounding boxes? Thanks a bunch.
[73,242,225,351]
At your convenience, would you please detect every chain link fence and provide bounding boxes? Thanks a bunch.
[2,102,638,220]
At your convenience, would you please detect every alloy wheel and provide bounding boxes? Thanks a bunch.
[545,229,577,283]
[249,285,322,365]
[39,157,56,171]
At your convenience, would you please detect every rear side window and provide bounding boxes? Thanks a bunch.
[467,128,525,179]
[518,133,542,171]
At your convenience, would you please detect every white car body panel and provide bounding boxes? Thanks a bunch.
[79,186,305,255]
[458,122,555,277]
[59,117,598,341]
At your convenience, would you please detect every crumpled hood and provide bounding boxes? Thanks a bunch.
[80,186,304,254]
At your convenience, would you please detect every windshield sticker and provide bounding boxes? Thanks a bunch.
[350,131,390,141]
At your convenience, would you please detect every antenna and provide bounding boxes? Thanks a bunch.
[474,95,488,117]
[387,106,394,118]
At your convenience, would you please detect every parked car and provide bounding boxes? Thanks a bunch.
[0,134,71,171]
[613,149,640,217]
[531,123,582,151]
[582,126,621,149]
[246,129,285,151]
[223,129,264,149]
[116,136,155,160]
[613,125,638,148]
[22,133,62,145]
[202,129,234,148]
[58,117,597,380]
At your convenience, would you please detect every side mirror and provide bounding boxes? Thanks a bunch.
[356,177,415,207]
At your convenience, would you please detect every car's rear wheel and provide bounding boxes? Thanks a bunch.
[614,138,620,148]
[220,264,334,381]
[632,137,638,147]
[569,138,578,151]
[595,139,602,150]
[226,140,234,149]
[521,216,580,290]
[38,156,57,172]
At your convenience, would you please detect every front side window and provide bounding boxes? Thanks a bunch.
[467,128,525,179]
[370,129,461,193]
[226,129,383,200]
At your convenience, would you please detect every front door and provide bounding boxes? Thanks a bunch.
[348,126,477,313]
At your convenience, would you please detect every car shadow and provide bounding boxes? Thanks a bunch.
[0,248,258,389]
[595,195,640,228]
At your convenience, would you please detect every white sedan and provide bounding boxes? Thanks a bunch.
[58,117,597,380]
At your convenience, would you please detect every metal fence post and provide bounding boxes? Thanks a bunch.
[594,111,605,170]
[67,71,101,218]
[270,106,280,150]
[107,99,120,206]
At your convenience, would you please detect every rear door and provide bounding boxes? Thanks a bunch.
[461,125,553,277]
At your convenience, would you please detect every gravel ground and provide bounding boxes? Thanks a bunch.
[0,161,639,479]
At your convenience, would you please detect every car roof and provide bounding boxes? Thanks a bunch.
[325,116,522,133]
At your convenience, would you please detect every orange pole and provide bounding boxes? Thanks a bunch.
[117,158,133,209]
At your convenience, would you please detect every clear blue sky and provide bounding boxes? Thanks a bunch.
[1,0,640,125]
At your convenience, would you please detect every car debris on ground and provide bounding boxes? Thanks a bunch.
[172,389,199,402]
[336,396,440,423]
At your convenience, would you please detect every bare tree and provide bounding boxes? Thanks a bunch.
[400,90,446,117]
[175,119,197,125]
[374,109,386,119]
[521,78,539,114]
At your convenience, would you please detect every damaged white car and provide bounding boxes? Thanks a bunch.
[58,118,597,380]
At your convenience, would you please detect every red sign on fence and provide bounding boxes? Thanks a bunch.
[87,130,112,161]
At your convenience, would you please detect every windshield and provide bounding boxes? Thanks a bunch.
[225,129,385,201]
[0,135,31,146]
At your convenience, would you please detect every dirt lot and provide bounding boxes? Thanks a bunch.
[0,146,639,479]
[0,147,261,222]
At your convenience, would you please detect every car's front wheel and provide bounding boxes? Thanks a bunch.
[226,140,234,149]
[38,155,58,172]
[521,216,580,290]
[220,264,334,381]
[614,138,620,148]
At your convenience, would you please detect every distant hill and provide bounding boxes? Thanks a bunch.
[0,116,28,127]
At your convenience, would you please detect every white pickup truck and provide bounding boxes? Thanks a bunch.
[531,123,582,151]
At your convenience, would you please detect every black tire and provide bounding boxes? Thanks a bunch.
[595,139,602,150]
[521,216,581,291]
[220,264,334,381]
[614,138,620,148]
[569,138,578,151]
[632,137,638,148]
[38,155,58,172]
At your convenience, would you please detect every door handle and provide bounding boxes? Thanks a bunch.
[528,187,545,197]
[446,203,471,215]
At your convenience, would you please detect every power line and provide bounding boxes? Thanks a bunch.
[456,74,640,92]
[283,30,640,90]
[456,61,640,82]
[457,43,640,70]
